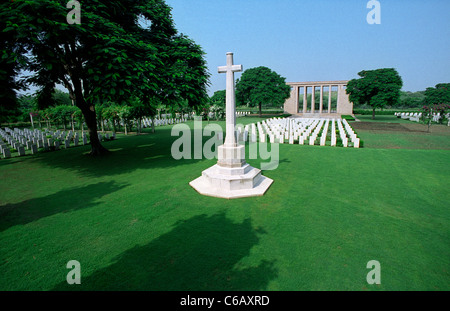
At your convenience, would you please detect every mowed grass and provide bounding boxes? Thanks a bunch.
[0,118,449,291]
[352,115,450,150]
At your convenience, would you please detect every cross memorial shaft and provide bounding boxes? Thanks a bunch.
[218,52,242,147]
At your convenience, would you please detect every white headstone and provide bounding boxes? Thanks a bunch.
[2,148,11,158]
[31,144,38,154]
[17,145,25,156]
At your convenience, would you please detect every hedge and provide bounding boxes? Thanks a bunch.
[341,115,355,121]
[352,109,419,116]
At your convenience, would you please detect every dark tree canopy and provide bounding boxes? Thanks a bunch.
[0,10,27,124]
[424,83,450,105]
[346,68,403,119]
[235,66,291,116]
[1,0,209,155]
[209,90,226,107]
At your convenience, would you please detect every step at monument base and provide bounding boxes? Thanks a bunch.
[189,164,273,199]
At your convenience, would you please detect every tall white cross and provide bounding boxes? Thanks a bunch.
[218,52,243,146]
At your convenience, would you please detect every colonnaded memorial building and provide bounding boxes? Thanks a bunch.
[284,81,354,118]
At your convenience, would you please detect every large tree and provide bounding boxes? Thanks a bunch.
[1,0,209,155]
[209,90,226,107]
[0,9,27,125]
[424,83,450,106]
[346,68,403,119]
[235,66,291,116]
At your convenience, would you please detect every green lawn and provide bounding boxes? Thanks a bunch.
[355,115,414,123]
[0,119,449,291]
[352,115,450,150]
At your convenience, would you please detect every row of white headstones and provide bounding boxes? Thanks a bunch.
[235,117,361,148]
[203,111,251,119]
[0,127,96,158]
[236,112,251,117]
[138,113,249,129]
[0,116,192,158]
[138,112,249,128]
[140,116,189,128]
[395,112,423,122]
[1,115,360,159]
[395,112,450,125]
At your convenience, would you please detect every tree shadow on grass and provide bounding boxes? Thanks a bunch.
[53,213,277,291]
[0,181,129,232]
[27,126,289,180]
[32,128,217,178]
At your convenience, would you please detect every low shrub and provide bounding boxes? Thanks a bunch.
[279,114,292,118]
[359,140,364,148]
[341,115,355,121]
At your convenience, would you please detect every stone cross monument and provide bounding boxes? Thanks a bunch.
[189,52,273,199]
[218,52,242,147]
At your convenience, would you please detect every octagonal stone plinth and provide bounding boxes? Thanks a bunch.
[189,162,273,199]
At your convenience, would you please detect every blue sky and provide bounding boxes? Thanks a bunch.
[165,0,450,96]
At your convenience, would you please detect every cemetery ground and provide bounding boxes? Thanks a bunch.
[0,116,449,291]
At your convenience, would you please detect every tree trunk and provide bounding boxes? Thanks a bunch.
[372,108,375,120]
[152,117,155,133]
[259,103,262,117]
[76,98,109,156]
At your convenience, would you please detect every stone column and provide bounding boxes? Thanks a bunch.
[337,85,341,114]
[294,86,299,113]
[319,85,323,114]
[303,87,308,113]
[328,85,332,114]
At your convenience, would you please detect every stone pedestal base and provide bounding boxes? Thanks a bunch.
[189,144,273,199]
[217,144,245,168]
[189,166,273,199]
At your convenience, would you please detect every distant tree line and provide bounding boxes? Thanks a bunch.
[3,89,196,136]
[347,68,449,119]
